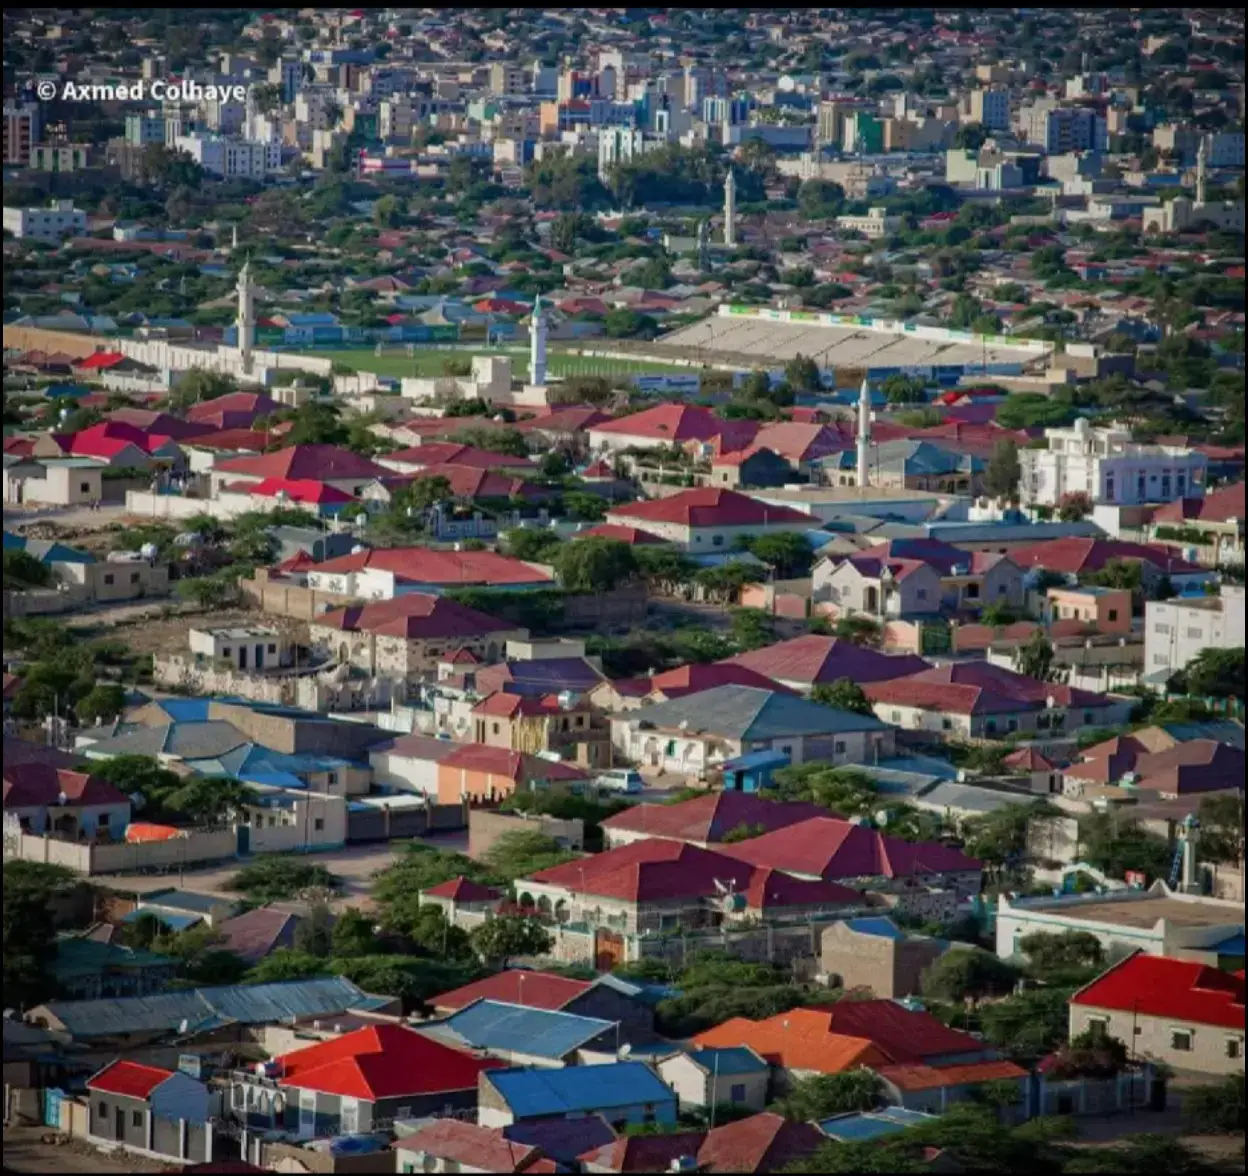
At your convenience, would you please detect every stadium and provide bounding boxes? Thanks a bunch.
[655,305,1056,385]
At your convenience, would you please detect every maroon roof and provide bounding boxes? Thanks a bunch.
[314,593,519,640]
[863,662,1114,716]
[719,816,980,882]
[609,488,815,529]
[432,969,593,1013]
[3,764,128,810]
[647,662,797,700]
[214,444,391,482]
[724,635,929,686]
[821,999,990,1064]
[214,907,300,965]
[579,1133,706,1173]
[696,1113,826,1174]
[601,792,826,844]
[1006,537,1202,575]
[422,875,501,903]
[397,1121,543,1173]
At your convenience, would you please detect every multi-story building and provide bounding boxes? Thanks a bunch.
[28,144,90,172]
[1023,103,1107,154]
[489,63,529,96]
[2,199,87,241]
[173,133,282,178]
[966,88,1010,130]
[3,101,39,165]
[835,207,904,239]
[1019,419,1208,508]
[1144,585,1245,681]
[597,126,658,181]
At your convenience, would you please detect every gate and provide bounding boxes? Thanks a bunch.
[43,1087,64,1129]
[236,824,250,856]
[594,929,626,973]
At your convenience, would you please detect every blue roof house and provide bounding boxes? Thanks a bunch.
[656,1046,771,1113]
[423,999,620,1066]
[478,1062,677,1130]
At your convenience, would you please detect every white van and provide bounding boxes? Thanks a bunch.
[595,769,644,795]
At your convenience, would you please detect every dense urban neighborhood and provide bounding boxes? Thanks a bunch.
[2,7,1245,1176]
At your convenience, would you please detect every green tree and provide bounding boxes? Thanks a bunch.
[563,492,608,522]
[389,902,475,960]
[1184,647,1246,700]
[3,549,53,588]
[604,308,659,338]
[774,1070,882,1121]
[766,764,878,817]
[983,440,1021,500]
[483,830,576,880]
[962,802,1044,879]
[833,615,882,648]
[1060,1135,1220,1176]
[74,683,127,725]
[745,532,813,577]
[730,607,776,651]
[293,902,335,958]
[1014,628,1060,682]
[504,526,563,562]
[244,949,330,985]
[284,402,349,446]
[979,987,1073,1059]
[553,538,638,593]
[1018,931,1104,981]
[3,861,77,1009]
[810,678,874,716]
[783,354,821,393]
[1048,1029,1129,1079]
[168,369,236,412]
[449,426,530,457]
[1057,491,1093,522]
[230,856,341,904]
[921,949,1020,1004]
[1076,811,1171,882]
[1182,1075,1245,1135]
[121,911,168,951]
[995,393,1078,430]
[162,775,257,827]
[470,915,553,968]
[331,907,379,958]
[1196,792,1244,865]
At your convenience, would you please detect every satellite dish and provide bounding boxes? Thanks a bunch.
[619,1043,632,1058]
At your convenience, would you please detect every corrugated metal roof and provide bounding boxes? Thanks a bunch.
[38,976,384,1039]
[487,1062,674,1118]
[433,1000,615,1059]
[685,1047,768,1076]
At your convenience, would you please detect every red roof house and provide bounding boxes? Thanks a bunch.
[397,1120,552,1174]
[3,764,128,812]
[431,969,594,1015]
[214,445,391,488]
[1005,537,1203,577]
[276,1024,498,1109]
[600,791,825,849]
[87,1059,178,1100]
[605,488,816,544]
[723,635,930,690]
[588,404,756,447]
[313,593,522,643]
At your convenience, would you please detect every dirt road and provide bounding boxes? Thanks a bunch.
[2,1127,165,1174]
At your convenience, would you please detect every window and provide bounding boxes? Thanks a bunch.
[1087,1017,1109,1040]
[327,772,337,785]
[81,482,90,493]
[1083,711,1094,724]
[1105,474,1114,501]
[1154,624,1170,635]
[492,723,500,735]
[942,718,952,731]
[1171,1029,1193,1052]
[104,573,114,585]
[314,818,324,832]
[891,711,901,722]
[130,571,140,583]
[1108,609,1117,621]
[998,583,1008,594]
[268,644,277,654]
[712,534,724,547]
[1227,1039,1242,1059]
[1007,719,1017,732]
[916,588,928,601]
[1186,628,1204,639]
[986,719,997,733]
[834,740,846,753]
[965,583,979,599]
[97,1102,107,1117]
[730,1083,747,1103]
[132,1110,143,1127]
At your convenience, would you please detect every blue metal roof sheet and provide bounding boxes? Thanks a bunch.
[1213,933,1245,956]
[439,1000,615,1059]
[819,1112,911,1142]
[844,917,906,940]
[685,1047,768,1076]
[488,1062,674,1117]
[121,910,203,932]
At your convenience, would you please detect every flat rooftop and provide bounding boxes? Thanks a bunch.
[1027,895,1242,930]
[660,315,1049,370]
[752,486,946,505]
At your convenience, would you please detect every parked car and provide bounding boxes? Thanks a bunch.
[595,768,644,794]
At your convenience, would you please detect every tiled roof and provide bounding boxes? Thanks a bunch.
[87,1059,173,1099]
[305,546,552,587]
[314,592,518,640]
[696,1112,826,1174]
[575,522,667,545]
[396,1121,543,1173]
[394,463,543,501]
[432,969,592,1013]
[1006,537,1202,575]
[608,488,816,529]
[579,1133,706,1173]
[1151,481,1245,525]
[385,442,536,471]
[647,662,796,700]
[1071,952,1245,1030]
[215,444,391,482]
[875,1059,1028,1091]
[440,743,590,783]
[3,764,128,810]
[600,792,827,844]
[864,661,1116,717]
[720,816,980,882]
[724,635,929,686]
[422,876,501,903]
[277,1023,497,1099]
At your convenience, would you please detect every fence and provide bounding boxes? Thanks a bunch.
[239,569,356,621]
[4,828,237,875]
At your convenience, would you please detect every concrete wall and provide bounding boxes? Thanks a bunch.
[468,807,585,857]
[1071,1005,1245,1077]
[5,828,237,875]
[819,922,946,998]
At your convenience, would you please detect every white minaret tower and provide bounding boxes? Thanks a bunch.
[530,294,547,387]
[237,260,254,376]
[230,223,238,252]
[1196,138,1207,207]
[724,168,736,247]
[856,376,872,490]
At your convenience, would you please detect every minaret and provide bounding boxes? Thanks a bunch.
[231,223,238,252]
[237,260,254,375]
[530,294,547,387]
[1195,138,1207,206]
[724,168,736,247]
[697,219,709,271]
[856,376,872,490]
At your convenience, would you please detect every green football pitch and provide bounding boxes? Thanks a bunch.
[305,347,694,380]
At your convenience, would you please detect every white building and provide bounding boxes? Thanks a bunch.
[1143,585,1245,682]
[173,133,282,179]
[1019,419,1207,508]
[1027,105,1107,154]
[597,127,657,182]
[835,207,904,240]
[3,198,87,241]
[188,626,292,672]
